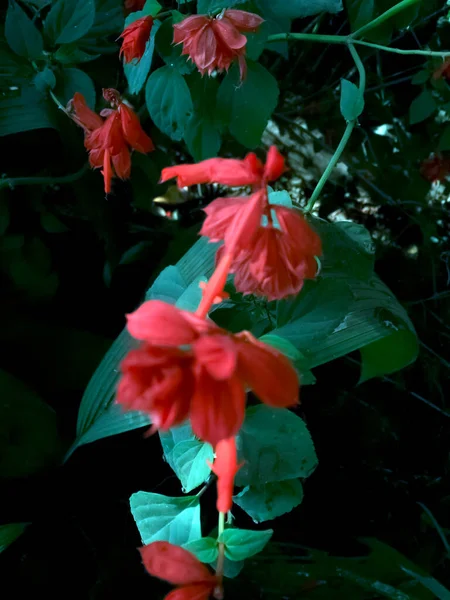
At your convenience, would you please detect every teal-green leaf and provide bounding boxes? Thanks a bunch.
[175,276,206,311]
[184,115,222,162]
[183,537,218,563]
[217,61,279,148]
[400,567,450,600]
[257,333,316,385]
[34,67,57,94]
[0,523,28,554]
[82,0,124,40]
[268,188,293,208]
[54,44,100,64]
[5,0,44,60]
[130,492,201,546]
[340,78,364,121]
[146,66,193,141]
[197,0,247,12]
[409,88,437,125]
[155,17,195,74]
[438,125,450,152]
[143,0,162,16]
[234,480,304,523]
[0,86,57,137]
[124,16,160,95]
[235,406,318,487]
[345,0,375,31]
[45,0,96,45]
[55,67,96,108]
[265,0,342,19]
[220,528,273,561]
[172,439,213,493]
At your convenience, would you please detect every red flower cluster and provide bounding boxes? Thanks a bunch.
[161,147,322,300]
[68,89,154,193]
[116,300,298,446]
[141,541,218,600]
[420,154,450,183]
[208,437,242,513]
[119,16,153,63]
[173,10,264,81]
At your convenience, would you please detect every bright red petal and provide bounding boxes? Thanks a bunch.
[236,336,299,407]
[200,196,249,242]
[210,436,241,513]
[264,146,286,182]
[212,18,247,50]
[191,370,245,446]
[274,206,322,257]
[119,102,154,153]
[165,583,216,600]
[224,9,264,32]
[140,542,215,585]
[70,92,103,132]
[112,147,131,179]
[192,24,217,72]
[224,189,265,255]
[126,300,199,345]
[193,334,237,380]
[161,157,262,188]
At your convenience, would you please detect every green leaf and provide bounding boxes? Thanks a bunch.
[197,0,247,12]
[159,421,196,471]
[245,21,269,61]
[183,537,218,563]
[79,0,124,44]
[400,567,450,600]
[185,115,222,162]
[54,44,100,64]
[217,61,279,148]
[130,492,201,546]
[0,369,61,477]
[409,89,437,125]
[124,19,160,95]
[345,0,375,31]
[438,125,450,152]
[235,405,318,487]
[265,0,342,18]
[155,17,195,74]
[172,439,213,493]
[0,193,10,236]
[146,66,193,141]
[143,0,162,16]
[340,78,364,121]
[0,523,28,553]
[45,0,96,45]
[176,276,206,311]
[268,188,292,208]
[210,556,245,578]
[33,67,56,94]
[411,70,430,85]
[55,67,96,108]
[145,265,189,303]
[5,0,44,60]
[234,480,304,523]
[257,334,302,362]
[221,528,273,561]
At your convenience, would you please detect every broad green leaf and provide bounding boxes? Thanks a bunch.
[172,439,213,493]
[359,329,419,382]
[0,369,61,477]
[183,537,218,563]
[79,0,124,45]
[5,0,44,60]
[130,492,201,546]
[409,89,437,125]
[0,41,33,84]
[44,0,96,45]
[257,333,315,385]
[197,0,247,12]
[400,567,450,600]
[55,67,96,108]
[184,115,222,162]
[265,0,342,18]
[143,0,162,16]
[234,480,304,523]
[145,265,189,303]
[235,406,318,487]
[245,21,270,61]
[438,125,450,152]
[210,556,245,578]
[217,61,279,148]
[0,523,28,553]
[345,0,375,31]
[54,44,100,64]
[255,0,290,58]
[340,78,364,121]
[268,188,292,208]
[155,18,195,74]
[124,16,160,95]
[176,276,206,311]
[220,528,273,561]
[33,67,56,94]
[146,66,193,141]
[159,421,197,472]
[411,70,430,85]
[0,87,53,136]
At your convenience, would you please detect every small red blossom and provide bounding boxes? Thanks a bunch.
[124,0,145,14]
[116,300,299,445]
[140,541,218,600]
[119,16,153,63]
[433,58,450,80]
[420,154,450,183]
[68,89,154,193]
[173,10,264,81]
[208,437,242,513]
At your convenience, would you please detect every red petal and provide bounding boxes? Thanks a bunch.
[70,92,103,132]
[236,336,299,407]
[103,148,113,194]
[119,103,154,153]
[210,437,241,513]
[191,370,245,446]
[224,189,265,255]
[140,542,215,585]
[126,300,199,345]
[191,24,217,71]
[200,196,249,242]
[173,15,210,38]
[212,18,247,50]
[112,147,131,179]
[161,159,224,187]
[161,157,262,188]
[274,206,322,257]
[193,334,237,380]
[165,583,216,600]
[224,9,264,32]
[264,146,286,182]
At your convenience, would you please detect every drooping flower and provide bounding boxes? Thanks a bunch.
[173,10,264,81]
[140,541,218,600]
[161,146,321,300]
[119,16,153,63]
[208,437,242,513]
[433,58,450,80]
[420,154,450,183]
[124,0,145,15]
[116,300,299,445]
[68,89,154,193]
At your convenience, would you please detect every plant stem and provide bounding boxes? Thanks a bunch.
[348,43,366,95]
[218,511,225,538]
[350,0,421,39]
[352,39,450,57]
[49,89,70,115]
[0,163,89,190]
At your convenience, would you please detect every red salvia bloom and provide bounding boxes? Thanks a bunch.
[140,541,218,600]
[433,58,450,80]
[116,300,299,445]
[420,154,450,183]
[173,10,264,81]
[208,437,242,513]
[119,16,153,63]
[68,89,154,193]
[161,146,321,300]
[124,0,145,15]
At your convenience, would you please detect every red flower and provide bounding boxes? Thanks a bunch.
[420,154,450,183]
[124,0,145,14]
[140,541,218,600]
[119,16,153,63]
[433,58,450,80]
[68,89,154,193]
[208,437,242,513]
[116,300,299,445]
[173,10,264,81]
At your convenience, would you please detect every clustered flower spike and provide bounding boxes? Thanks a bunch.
[161,146,322,300]
[140,541,219,600]
[67,89,154,193]
[119,15,154,63]
[116,300,299,446]
[173,9,264,81]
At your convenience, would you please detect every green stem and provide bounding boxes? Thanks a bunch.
[49,89,70,115]
[0,163,89,190]
[218,511,225,538]
[348,43,366,95]
[350,0,421,39]
[353,39,450,57]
